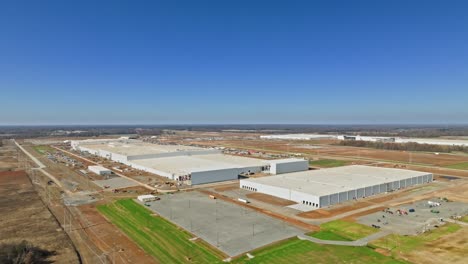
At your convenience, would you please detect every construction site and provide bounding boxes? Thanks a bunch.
[2,130,468,264]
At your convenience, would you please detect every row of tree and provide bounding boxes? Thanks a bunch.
[337,140,468,154]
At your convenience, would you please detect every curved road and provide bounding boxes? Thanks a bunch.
[297,230,391,246]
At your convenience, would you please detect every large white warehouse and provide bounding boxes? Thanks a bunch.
[71,139,308,185]
[260,133,468,146]
[240,165,433,209]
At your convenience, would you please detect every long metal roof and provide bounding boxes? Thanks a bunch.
[242,165,431,196]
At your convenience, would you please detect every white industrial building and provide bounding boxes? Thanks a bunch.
[260,133,468,146]
[269,158,309,174]
[72,139,308,185]
[240,165,433,209]
[137,194,159,202]
[88,165,112,176]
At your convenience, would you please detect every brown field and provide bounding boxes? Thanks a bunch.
[0,170,80,263]
[0,143,18,171]
[373,163,468,177]
[246,192,297,206]
[213,182,240,192]
[342,206,387,221]
[401,226,468,264]
[76,204,158,264]
[316,146,468,166]
[194,139,468,168]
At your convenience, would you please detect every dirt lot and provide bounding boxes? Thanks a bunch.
[297,201,373,219]
[193,139,468,168]
[0,142,18,171]
[404,226,468,264]
[214,182,240,192]
[0,170,80,263]
[77,204,158,264]
[373,163,468,177]
[246,192,296,206]
[316,146,468,166]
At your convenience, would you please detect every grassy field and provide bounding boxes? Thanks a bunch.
[33,145,54,154]
[309,159,348,168]
[97,199,226,264]
[308,230,351,241]
[231,238,407,264]
[446,162,468,170]
[461,215,468,223]
[312,220,378,241]
[370,223,462,254]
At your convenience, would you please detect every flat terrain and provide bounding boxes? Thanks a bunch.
[446,161,468,170]
[310,220,378,241]
[0,170,80,263]
[0,143,18,171]
[194,139,468,171]
[357,199,468,235]
[230,237,406,264]
[371,223,467,264]
[98,199,226,263]
[77,204,159,264]
[309,159,349,168]
[143,191,305,257]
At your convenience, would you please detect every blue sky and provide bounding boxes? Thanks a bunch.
[1,0,467,125]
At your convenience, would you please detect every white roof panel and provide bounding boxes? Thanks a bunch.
[242,165,430,196]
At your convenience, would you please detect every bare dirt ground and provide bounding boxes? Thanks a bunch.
[401,226,468,264]
[246,192,297,206]
[76,204,158,264]
[297,201,373,219]
[213,182,239,192]
[342,206,387,221]
[373,163,468,177]
[193,138,468,169]
[0,143,19,171]
[0,170,80,263]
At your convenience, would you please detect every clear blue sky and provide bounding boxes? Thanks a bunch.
[1,0,467,125]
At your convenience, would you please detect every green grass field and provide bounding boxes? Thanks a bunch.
[308,230,351,241]
[446,162,468,170]
[313,220,378,241]
[33,145,54,154]
[370,223,462,254]
[97,199,226,264]
[231,238,407,264]
[461,215,468,223]
[309,159,348,168]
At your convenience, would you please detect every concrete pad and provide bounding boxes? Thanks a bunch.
[93,177,138,189]
[357,198,468,235]
[139,191,305,257]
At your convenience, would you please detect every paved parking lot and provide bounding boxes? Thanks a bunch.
[93,176,138,189]
[140,191,305,257]
[357,198,468,235]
